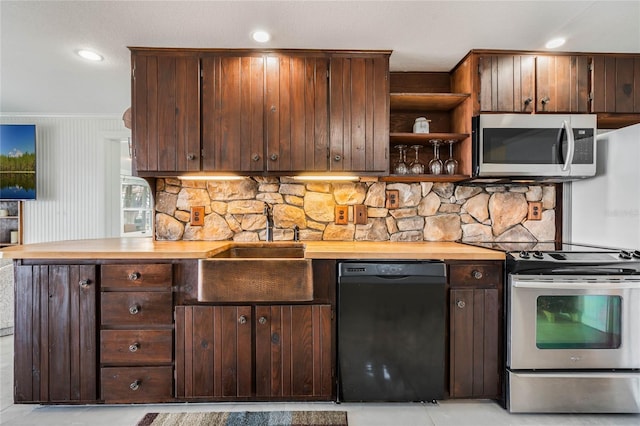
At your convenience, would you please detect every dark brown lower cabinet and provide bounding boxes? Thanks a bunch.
[175,304,333,400]
[448,262,502,400]
[14,263,98,403]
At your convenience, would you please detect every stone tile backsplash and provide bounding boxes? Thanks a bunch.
[155,177,556,243]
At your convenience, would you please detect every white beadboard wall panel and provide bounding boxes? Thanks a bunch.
[1,116,128,244]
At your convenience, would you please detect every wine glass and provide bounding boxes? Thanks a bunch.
[444,139,458,175]
[409,145,424,174]
[393,145,409,175]
[428,139,443,175]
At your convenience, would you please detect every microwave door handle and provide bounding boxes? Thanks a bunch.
[561,120,575,171]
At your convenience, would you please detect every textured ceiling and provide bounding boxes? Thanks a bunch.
[1,0,639,115]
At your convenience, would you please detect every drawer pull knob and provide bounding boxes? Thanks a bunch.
[129,305,140,315]
[128,272,141,281]
[130,380,141,391]
[258,316,268,325]
[334,154,342,162]
[270,153,278,161]
[238,315,247,325]
[472,270,483,280]
[78,279,91,288]
[129,342,139,352]
[187,153,196,161]
[252,154,261,162]
[457,300,466,309]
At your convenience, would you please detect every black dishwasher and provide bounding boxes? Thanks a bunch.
[338,261,446,402]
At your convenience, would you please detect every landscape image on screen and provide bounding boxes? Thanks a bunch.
[0,124,37,199]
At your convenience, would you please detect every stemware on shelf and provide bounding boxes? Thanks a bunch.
[393,144,409,175]
[428,139,443,175]
[409,145,425,174]
[444,139,458,175]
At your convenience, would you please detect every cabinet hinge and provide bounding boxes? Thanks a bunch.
[133,147,137,158]
[200,69,204,78]
[588,92,593,102]
[132,66,135,79]
[478,64,481,75]
[589,62,593,72]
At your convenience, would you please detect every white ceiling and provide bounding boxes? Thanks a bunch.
[1,0,639,115]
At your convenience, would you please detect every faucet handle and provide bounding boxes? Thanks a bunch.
[293,225,300,242]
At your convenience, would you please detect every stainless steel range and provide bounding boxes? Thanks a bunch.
[502,243,640,413]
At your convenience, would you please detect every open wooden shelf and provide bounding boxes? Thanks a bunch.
[381,174,470,183]
[390,93,470,111]
[389,132,469,145]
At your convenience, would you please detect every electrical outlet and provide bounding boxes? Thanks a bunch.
[190,206,205,226]
[335,206,348,225]
[354,205,368,225]
[386,190,400,209]
[527,202,542,221]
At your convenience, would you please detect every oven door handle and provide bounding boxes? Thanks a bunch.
[512,278,640,290]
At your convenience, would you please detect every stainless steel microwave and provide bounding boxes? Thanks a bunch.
[471,114,597,182]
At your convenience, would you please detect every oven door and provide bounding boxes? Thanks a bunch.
[508,274,640,370]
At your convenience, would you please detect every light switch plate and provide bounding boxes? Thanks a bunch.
[386,190,400,209]
[527,202,542,221]
[190,206,205,226]
[354,205,368,225]
[335,206,348,225]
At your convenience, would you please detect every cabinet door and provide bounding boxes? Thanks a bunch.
[14,264,97,403]
[266,55,330,172]
[592,55,640,113]
[201,55,265,172]
[132,52,200,173]
[536,55,590,113]
[330,56,389,172]
[449,288,500,399]
[175,305,252,399]
[255,305,333,399]
[478,55,535,112]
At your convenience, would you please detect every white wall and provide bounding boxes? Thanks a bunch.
[0,115,129,243]
[568,124,640,249]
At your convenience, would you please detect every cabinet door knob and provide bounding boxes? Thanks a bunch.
[238,315,247,325]
[334,154,342,162]
[523,97,532,105]
[472,270,483,280]
[129,342,139,352]
[456,300,466,309]
[258,316,268,325]
[129,380,141,391]
[129,305,140,315]
[270,153,278,161]
[252,154,261,162]
[78,279,91,288]
[540,97,550,105]
[128,272,140,281]
[187,153,196,161]
[270,106,276,113]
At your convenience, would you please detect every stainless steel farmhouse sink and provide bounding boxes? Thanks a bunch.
[198,244,312,302]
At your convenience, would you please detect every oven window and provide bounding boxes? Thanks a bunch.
[536,295,621,349]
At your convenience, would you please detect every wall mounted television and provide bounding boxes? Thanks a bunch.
[0,124,37,200]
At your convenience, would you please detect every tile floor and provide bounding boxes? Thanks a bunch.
[1,335,639,426]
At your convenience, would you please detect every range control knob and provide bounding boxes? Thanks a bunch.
[632,250,640,259]
[519,251,530,259]
[532,251,544,259]
[619,250,633,260]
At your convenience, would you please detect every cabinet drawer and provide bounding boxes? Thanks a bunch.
[101,264,172,289]
[101,292,172,326]
[449,263,501,288]
[101,366,173,403]
[100,330,172,364]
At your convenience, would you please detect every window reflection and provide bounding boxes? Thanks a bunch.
[536,295,621,349]
[121,176,153,237]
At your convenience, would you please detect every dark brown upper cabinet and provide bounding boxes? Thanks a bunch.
[330,55,390,173]
[201,53,330,172]
[131,48,389,176]
[131,50,200,173]
[478,54,590,113]
[592,55,640,114]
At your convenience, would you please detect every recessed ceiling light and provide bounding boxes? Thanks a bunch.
[252,31,271,43]
[77,49,103,61]
[545,38,566,49]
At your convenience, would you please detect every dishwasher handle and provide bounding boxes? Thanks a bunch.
[339,274,446,285]
[338,261,446,279]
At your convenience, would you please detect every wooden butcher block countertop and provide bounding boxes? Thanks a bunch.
[0,238,505,261]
